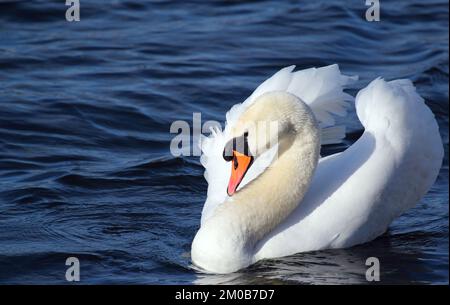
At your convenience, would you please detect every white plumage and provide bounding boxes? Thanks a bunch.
[192,65,443,273]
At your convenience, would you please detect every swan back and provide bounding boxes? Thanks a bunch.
[254,78,444,259]
[354,78,444,216]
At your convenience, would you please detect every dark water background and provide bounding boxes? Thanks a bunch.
[0,0,448,284]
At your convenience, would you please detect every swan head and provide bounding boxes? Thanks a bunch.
[223,91,319,196]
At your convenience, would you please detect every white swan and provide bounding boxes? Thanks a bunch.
[191,64,444,274]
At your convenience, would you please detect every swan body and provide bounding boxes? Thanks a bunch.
[191,65,444,274]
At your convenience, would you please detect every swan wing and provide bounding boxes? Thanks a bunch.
[200,65,356,224]
[255,78,444,259]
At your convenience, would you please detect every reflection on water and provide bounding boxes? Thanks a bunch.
[194,230,448,285]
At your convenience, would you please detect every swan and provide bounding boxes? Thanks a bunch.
[191,64,444,274]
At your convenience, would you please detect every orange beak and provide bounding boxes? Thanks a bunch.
[227,150,254,196]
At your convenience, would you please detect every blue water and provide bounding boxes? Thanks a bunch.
[0,0,448,284]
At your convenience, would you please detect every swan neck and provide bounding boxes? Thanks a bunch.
[234,125,319,246]
[191,96,320,273]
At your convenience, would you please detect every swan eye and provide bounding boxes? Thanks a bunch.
[223,133,252,162]
[223,145,234,161]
